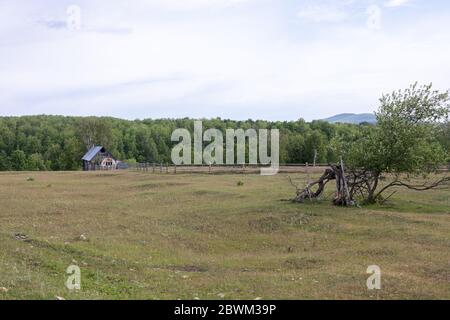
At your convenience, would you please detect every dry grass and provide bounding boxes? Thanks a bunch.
[0,171,449,300]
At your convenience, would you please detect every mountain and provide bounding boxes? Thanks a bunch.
[322,113,376,124]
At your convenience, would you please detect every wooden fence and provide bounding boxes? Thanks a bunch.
[130,163,331,174]
[129,162,449,175]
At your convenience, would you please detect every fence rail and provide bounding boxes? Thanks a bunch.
[128,162,449,175]
[130,163,332,174]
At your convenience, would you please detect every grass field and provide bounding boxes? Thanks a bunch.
[0,171,449,300]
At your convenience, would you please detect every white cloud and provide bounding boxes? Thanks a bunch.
[121,0,254,12]
[385,0,410,7]
[1,0,450,121]
[297,5,348,23]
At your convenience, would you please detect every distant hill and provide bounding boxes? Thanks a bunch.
[322,113,376,124]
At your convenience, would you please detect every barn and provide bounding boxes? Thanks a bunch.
[82,146,118,171]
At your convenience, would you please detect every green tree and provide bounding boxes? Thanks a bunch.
[345,83,450,203]
[0,151,11,170]
[77,117,113,151]
[305,130,326,164]
[28,153,47,171]
[10,150,28,171]
[62,137,83,170]
[46,144,63,170]
[283,133,305,163]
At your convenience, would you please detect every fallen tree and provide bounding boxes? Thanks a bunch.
[289,166,449,206]
[292,83,450,206]
[289,161,356,206]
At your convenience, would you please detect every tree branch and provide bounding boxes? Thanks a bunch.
[389,176,450,191]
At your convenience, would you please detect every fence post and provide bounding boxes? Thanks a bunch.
[166,163,169,174]
[153,163,155,173]
[306,162,310,185]
[174,164,177,174]
[160,163,163,173]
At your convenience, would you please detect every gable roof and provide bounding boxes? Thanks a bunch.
[82,146,104,161]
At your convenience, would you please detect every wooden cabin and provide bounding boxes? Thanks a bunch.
[82,146,117,171]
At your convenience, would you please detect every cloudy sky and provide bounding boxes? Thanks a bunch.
[1,0,449,120]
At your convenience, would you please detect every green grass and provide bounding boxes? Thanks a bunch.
[0,171,449,300]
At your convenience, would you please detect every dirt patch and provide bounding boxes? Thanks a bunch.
[284,257,323,269]
[14,233,29,241]
[356,248,396,257]
[167,265,208,273]
[248,216,282,233]
[249,213,310,233]
[193,190,227,196]
[280,213,310,227]
[421,266,450,282]
[91,173,122,178]
[135,182,190,190]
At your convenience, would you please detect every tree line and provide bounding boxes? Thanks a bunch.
[0,114,448,171]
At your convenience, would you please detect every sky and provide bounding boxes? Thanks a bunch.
[1,0,450,121]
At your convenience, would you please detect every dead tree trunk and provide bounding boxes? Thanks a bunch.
[290,162,356,206]
[290,162,449,206]
[290,168,335,203]
[332,160,355,206]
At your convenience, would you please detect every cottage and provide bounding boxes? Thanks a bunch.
[82,146,117,171]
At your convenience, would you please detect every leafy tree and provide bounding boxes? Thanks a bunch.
[46,144,64,171]
[344,83,450,203]
[77,117,113,151]
[28,153,47,171]
[305,130,326,164]
[10,150,28,171]
[437,121,450,161]
[62,137,84,170]
[283,133,305,163]
[0,151,11,170]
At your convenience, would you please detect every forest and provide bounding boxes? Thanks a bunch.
[0,114,448,171]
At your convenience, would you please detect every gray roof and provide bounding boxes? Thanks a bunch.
[82,146,103,161]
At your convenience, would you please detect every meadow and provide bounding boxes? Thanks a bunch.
[0,171,449,300]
